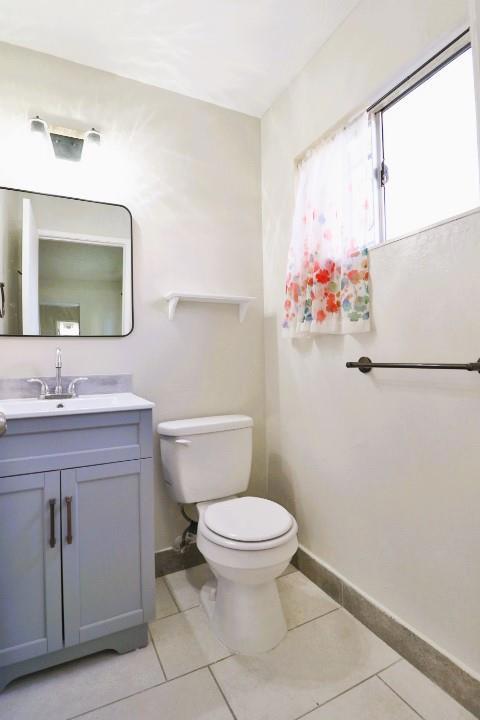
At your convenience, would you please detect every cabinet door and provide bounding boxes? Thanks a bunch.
[0,472,62,667]
[62,459,153,646]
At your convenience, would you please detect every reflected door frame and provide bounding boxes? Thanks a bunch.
[38,229,132,336]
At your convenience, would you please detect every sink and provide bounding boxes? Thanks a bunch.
[0,392,154,419]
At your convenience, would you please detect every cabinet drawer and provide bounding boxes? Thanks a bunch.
[0,410,153,477]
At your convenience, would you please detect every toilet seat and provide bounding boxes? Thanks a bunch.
[199,496,297,551]
[204,496,293,541]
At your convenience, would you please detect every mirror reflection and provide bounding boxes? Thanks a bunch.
[0,188,132,337]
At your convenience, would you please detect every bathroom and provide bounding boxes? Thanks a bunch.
[0,0,479,718]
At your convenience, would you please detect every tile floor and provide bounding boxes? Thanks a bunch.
[0,564,475,720]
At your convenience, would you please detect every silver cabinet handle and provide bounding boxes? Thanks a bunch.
[0,412,7,436]
[175,438,191,445]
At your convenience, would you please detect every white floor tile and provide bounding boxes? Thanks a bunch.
[211,608,399,720]
[155,576,178,619]
[380,660,476,720]
[304,676,419,719]
[0,642,164,720]
[277,571,338,629]
[165,564,214,611]
[150,605,230,679]
[79,668,233,720]
[280,564,296,576]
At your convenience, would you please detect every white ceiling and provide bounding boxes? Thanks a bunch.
[0,0,359,116]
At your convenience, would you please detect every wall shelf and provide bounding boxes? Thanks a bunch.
[164,292,255,322]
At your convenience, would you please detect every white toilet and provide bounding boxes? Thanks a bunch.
[157,414,298,654]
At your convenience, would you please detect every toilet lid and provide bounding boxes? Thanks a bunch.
[204,497,293,542]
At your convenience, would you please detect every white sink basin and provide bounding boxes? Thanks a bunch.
[0,393,154,419]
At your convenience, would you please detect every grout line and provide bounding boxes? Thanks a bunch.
[291,704,320,720]
[378,674,427,720]
[208,665,238,720]
[148,628,168,680]
[67,678,167,720]
[305,658,407,716]
[375,657,404,674]
[151,608,181,622]
[164,652,234,682]
[312,675,374,712]
[151,647,234,685]
[378,657,403,672]
[161,576,182,613]
[64,654,404,720]
[67,656,234,720]
[287,606,341,632]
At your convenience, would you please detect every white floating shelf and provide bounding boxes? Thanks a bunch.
[165,292,255,322]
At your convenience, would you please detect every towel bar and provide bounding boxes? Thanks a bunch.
[346,356,480,374]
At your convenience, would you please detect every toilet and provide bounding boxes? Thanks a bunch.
[157,415,298,654]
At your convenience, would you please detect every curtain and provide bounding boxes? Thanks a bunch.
[283,113,375,336]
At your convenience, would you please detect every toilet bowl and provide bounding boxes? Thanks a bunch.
[197,496,298,653]
[157,415,298,654]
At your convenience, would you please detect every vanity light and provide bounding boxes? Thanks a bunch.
[84,127,101,146]
[29,117,101,161]
[30,115,48,134]
[29,115,52,159]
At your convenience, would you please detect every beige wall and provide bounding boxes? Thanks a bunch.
[0,41,265,550]
[261,0,480,676]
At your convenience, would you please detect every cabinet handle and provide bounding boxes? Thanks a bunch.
[48,498,56,548]
[65,496,73,544]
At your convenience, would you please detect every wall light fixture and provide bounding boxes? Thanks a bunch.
[29,117,102,162]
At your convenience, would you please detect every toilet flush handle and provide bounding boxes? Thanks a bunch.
[175,438,191,446]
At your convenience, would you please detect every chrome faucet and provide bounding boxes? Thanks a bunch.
[27,348,89,400]
[54,347,63,395]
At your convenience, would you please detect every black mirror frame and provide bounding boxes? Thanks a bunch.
[0,185,134,339]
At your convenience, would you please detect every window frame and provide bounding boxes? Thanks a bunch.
[369,29,478,245]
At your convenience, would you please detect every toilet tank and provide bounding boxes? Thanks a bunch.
[157,415,253,504]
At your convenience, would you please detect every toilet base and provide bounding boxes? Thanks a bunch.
[200,575,287,655]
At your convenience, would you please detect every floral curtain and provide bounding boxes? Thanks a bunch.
[283,113,375,336]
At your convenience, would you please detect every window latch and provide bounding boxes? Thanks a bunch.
[379,160,389,187]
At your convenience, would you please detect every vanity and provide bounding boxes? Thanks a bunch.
[0,392,155,691]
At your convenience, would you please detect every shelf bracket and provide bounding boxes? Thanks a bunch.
[238,301,249,323]
[167,296,180,321]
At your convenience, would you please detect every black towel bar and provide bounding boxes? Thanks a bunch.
[346,356,480,374]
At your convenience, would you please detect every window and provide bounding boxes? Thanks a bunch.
[371,33,480,242]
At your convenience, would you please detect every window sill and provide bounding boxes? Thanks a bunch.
[371,205,480,251]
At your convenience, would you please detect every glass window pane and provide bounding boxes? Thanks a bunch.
[382,48,480,240]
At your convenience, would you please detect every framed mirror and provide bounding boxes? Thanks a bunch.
[0,187,133,337]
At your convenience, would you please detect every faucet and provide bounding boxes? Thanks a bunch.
[28,348,89,400]
[54,347,63,395]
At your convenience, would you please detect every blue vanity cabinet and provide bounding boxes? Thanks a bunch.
[61,459,153,647]
[0,471,63,666]
[0,408,154,691]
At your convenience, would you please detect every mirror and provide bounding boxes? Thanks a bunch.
[0,188,132,337]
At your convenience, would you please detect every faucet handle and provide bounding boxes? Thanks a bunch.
[27,378,49,399]
[67,377,89,397]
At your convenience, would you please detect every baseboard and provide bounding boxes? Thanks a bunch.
[292,545,480,718]
[155,544,204,577]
